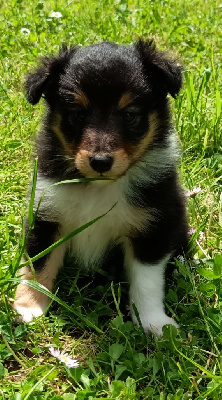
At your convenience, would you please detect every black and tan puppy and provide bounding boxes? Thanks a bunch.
[14,40,187,335]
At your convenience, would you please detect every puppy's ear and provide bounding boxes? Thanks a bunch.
[25,46,78,105]
[136,39,183,98]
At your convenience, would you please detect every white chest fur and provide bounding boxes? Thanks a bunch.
[36,176,150,268]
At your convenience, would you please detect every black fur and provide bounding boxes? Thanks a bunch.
[25,219,59,270]
[127,172,187,263]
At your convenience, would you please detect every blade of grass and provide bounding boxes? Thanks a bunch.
[13,176,114,271]
[8,278,103,334]
[23,365,56,400]
[169,326,221,382]
[20,202,117,266]
[2,334,27,369]
[28,158,38,228]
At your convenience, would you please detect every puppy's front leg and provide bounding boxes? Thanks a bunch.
[126,251,179,336]
[13,219,66,322]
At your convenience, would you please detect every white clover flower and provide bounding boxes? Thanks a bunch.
[177,255,185,264]
[188,228,205,242]
[20,28,30,35]
[186,186,202,198]
[50,11,62,18]
[49,347,79,368]
[199,231,204,241]
[188,228,196,236]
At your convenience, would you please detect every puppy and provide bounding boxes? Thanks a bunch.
[14,40,187,336]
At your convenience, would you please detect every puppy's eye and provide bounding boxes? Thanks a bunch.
[74,108,86,120]
[69,108,86,124]
[123,111,140,124]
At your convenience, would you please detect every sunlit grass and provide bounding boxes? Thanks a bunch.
[0,0,221,398]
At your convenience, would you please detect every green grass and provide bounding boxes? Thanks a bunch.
[0,0,222,398]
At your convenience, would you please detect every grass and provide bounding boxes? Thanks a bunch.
[0,0,221,398]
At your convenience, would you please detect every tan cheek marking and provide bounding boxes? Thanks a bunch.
[51,114,75,158]
[74,90,89,108]
[118,92,133,109]
[126,112,158,163]
[111,148,130,177]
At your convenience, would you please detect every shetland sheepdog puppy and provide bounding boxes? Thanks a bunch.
[14,40,187,336]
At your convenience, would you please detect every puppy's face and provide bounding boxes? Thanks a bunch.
[26,41,182,179]
[56,45,156,179]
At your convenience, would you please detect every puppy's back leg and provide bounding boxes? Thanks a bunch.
[13,219,66,322]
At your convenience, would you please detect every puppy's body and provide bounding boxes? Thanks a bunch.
[14,40,187,335]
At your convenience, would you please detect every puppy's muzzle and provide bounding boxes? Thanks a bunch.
[89,155,113,174]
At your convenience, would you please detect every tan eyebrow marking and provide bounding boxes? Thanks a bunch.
[118,92,133,109]
[74,90,89,108]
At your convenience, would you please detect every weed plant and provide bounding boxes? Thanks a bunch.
[0,0,221,399]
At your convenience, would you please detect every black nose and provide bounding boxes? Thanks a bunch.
[89,155,113,173]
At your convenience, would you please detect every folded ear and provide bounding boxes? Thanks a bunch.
[136,39,183,98]
[25,46,78,105]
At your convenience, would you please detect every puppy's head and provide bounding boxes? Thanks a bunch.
[26,40,182,179]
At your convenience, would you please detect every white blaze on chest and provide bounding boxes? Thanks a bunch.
[37,176,150,268]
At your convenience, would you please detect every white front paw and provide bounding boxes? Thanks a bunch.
[132,312,179,337]
[13,282,51,322]
[13,304,46,322]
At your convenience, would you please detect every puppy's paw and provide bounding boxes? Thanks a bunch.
[13,283,50,322]
[145,315,179,337]
[13,304,46,323]
[132,312,179,337]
